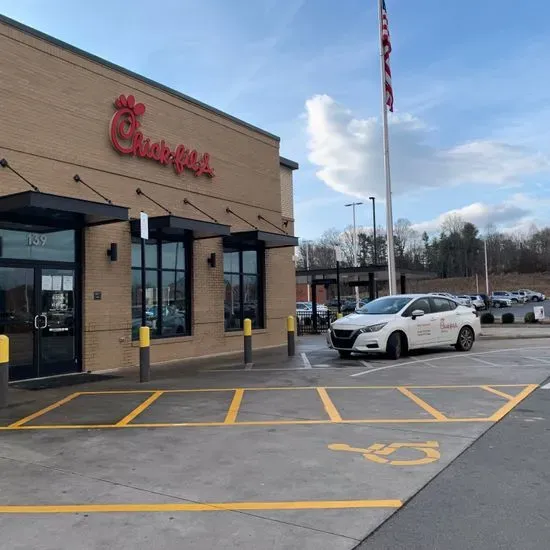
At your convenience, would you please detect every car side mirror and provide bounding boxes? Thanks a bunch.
[411,309,425,320]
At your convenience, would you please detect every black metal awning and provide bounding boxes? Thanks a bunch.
[0,190,129,231]
[225,230,299,249]
[130,215,231,240]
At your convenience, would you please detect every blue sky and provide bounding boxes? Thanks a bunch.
[2,0,550,239]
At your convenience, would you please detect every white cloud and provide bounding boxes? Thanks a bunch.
[304,94,550,200]
[411,201,529,234]
[411,194,550,235]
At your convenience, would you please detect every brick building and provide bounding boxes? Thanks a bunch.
[0,15,298,381]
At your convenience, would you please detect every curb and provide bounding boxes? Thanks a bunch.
[480,334,550,340]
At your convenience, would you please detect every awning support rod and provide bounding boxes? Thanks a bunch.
[226,207,258,229]
[183,198,219,223]
[0,159,40,192]
[136,188,171,214]
[73,174,112,204]
[257,214,287,235]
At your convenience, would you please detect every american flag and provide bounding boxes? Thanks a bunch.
[381,0,394,112]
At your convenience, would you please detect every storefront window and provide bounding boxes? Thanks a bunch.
[224,248,263,331]
[131,238,189,340]
[0,228,75,262]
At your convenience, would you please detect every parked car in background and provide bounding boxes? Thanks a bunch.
[490,294,513,308]
[492,291,518,303]
[517,289,546,302]
[327,294,481,360]
[469,295,486,311]
[429,292,456,300]
[341,300,367,314]
[455,295,473,308]
[509,291,527,303]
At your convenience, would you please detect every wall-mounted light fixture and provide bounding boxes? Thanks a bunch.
[207,252,216,268]
[107,242,118,262]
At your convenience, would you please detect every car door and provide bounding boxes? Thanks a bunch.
[402,298,438,348]
[430,297,460,344]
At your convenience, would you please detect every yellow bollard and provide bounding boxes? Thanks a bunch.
[337,312,343,319]
[243,318,252,365]
[287,316,295,356]
[139,326,150,382]
[0,335,9,408]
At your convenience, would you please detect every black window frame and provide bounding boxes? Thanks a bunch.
[131,233,192,340]
[223,244,265,332]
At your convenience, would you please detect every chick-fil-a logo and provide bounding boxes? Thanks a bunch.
[109,94,215,178]
[440,319,459,331]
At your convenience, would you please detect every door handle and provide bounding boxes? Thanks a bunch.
[41,314,48,329]
[33,315,40,329]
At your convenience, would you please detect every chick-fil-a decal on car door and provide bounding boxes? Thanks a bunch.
[109,94,215,178]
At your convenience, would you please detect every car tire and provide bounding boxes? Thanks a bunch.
[534,296,541,302]
[455,326,474,352]
[338,350,352,359]
[386,331,403,360]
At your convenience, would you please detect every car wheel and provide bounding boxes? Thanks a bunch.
[338,350,352,359]
[534,296,541,302]
[386,331,403,360]
[455,326,474,352]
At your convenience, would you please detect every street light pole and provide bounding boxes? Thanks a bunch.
[304,240,311,302]
[484,238,490,295]
[369,196,377,264]
[345,202,363,306]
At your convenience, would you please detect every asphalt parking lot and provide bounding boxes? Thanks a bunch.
[1,338,550,549]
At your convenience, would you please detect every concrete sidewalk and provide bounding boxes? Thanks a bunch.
[357,382,550,550]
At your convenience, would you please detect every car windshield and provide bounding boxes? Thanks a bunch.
[355,296,412,315]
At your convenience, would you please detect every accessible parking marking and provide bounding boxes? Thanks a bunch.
[1,384,538,431]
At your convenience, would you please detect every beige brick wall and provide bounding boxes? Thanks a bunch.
[0,20,297,371]
[280,165,295,220]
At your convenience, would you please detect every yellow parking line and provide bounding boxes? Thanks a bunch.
[0,417,495,431]
[316,388,342,422]
[224,389,244,424]
[8,393,81,428]
[0,499,402,514]
[115,391,164,426]
[481,385,515,400]
[396,387,448,421]
[489,384,538,421]
[75,384,531,396]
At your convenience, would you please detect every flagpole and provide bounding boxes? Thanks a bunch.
[378,0,397,295]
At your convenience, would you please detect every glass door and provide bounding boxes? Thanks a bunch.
[37,268,78,378]
[0,267,35,380]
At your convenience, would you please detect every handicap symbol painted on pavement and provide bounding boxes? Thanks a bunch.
[328,441,440,466]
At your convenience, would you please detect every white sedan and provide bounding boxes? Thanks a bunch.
[327,294,481,360]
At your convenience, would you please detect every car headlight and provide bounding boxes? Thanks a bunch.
[358,323,387,333]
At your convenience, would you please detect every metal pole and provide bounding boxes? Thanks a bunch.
[140,237,146,326]
[336,260,341,313]
[345,202,363,307]
[353,204,360,306]
[305,241,311,302]
[484,239,489,295]
[370,196,377,264]
[378,0,396,295]
[0,335,9,408]
[287,316,295,357]
[139,326,150,382]
[243,318,253,365]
